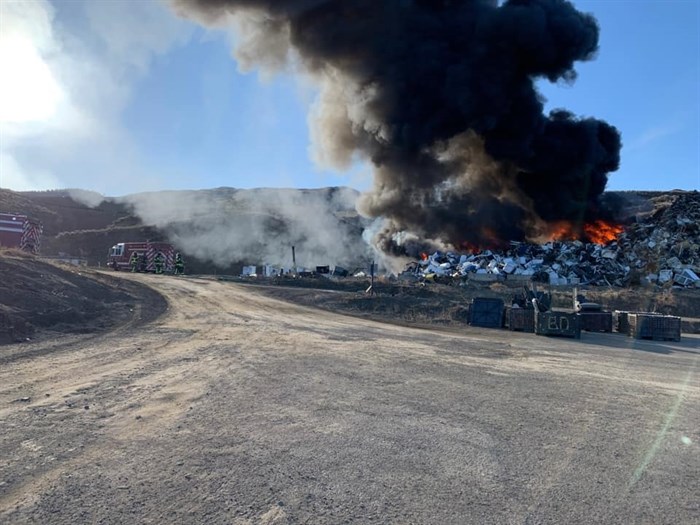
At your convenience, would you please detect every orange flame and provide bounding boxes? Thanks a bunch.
[546,220,579,242]
[458,219,623,253]
[583,220,624,244]
[544,219,623,244]
[420,252,428,261]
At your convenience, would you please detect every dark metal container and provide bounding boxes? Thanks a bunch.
[578,312,613,332]
[535,311,581,339]
[506,307,535,332]
[470,298,505,328]
[628,314,681,342]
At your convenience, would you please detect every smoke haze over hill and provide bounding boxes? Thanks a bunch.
[2,187,370,270]
[119,187,368,268]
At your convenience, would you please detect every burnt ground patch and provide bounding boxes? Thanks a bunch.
[0,252,167,347]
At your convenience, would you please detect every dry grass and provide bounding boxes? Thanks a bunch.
[0,247,36,259]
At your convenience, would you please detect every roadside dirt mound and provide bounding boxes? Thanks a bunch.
[0,251,167,345]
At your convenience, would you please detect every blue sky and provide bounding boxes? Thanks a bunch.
[0,0,698,195]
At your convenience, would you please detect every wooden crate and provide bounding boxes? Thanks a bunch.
[506,307,535,332]
[578,312,613,332]
[628,314,681,342]
[535,311,581,339]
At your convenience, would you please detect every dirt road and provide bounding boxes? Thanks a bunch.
[1,274,698,524]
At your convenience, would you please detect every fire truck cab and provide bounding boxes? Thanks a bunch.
[108,241,176,273]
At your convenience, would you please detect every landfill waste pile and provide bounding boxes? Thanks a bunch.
[401,192,700,288]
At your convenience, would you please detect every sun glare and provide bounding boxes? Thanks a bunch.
[0,35,63,123]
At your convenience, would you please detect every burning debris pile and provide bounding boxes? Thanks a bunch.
[402,192,700,288]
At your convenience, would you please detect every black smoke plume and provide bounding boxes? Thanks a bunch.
[172,0,621,257]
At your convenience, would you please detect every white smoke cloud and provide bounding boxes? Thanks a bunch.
[0,0,194,194]
[0,0,63,124]
[118,186,370,268]
[0,152,62,192]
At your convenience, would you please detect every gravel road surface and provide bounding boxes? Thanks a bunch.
[1,274,698,524]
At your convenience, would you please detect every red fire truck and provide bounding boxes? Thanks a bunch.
[107,241,176,272]
[0,213,43,253]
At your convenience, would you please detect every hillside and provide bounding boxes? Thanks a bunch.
[0,187,368,274]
